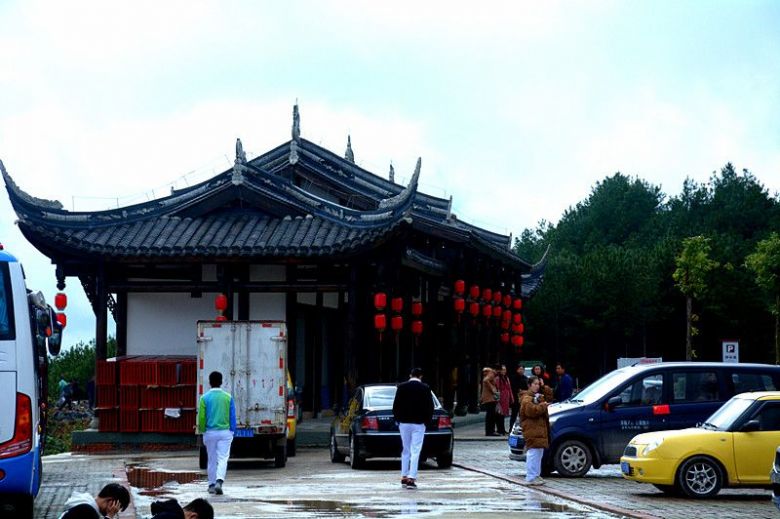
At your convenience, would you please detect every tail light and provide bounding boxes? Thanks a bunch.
[438,416,452,429]
[360,416,379,431]
[287,398,296,418]
[0,393,33,459]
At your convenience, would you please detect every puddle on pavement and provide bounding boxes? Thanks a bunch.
[126,465,202,489]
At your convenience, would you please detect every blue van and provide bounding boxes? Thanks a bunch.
[0,248,63,517]
[508,362,780,477]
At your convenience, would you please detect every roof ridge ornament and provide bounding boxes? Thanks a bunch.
[292,103,301,142]
[389,162,395,183]
[378,157,421,210]
[232,138,246,185]
[446,195,453,221]
[345,135,354,163]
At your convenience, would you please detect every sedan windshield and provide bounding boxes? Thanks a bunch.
[701,396,754,430]
[363,386,442,409]
[569,368,637,405]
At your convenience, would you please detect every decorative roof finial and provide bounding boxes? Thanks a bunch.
[389,162,395,183]
[345,135,354,163]
[232,137,246,185]
[446,195,453,220]
[292,103,300,142]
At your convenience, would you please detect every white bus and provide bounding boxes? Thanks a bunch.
[0,247,63,518]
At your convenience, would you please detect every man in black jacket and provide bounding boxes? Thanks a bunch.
[392,367,434,489]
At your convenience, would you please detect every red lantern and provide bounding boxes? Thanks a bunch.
[511,335,523,347]
[500,320,510,330]
[54,292,67,311]
[492,305,502,318]
[469,284,480,299]
[215,293,228,312]
[391,315,403,331]
[502,294,512,308]
[502,310,512,322]
[374,313,387,331]
[513,313,523,325]
[454,297,465,313]
[56,312,67,328]
[493,291,502,304]
[391,297,403,313]
[517,323,525,335]
[411,320,423,335]
[482,304,492,318]
[512,323,522,334]
[482,288,492,302]
[469,302,480,317]
[454,280,465,295]
[374,292,387,311]
[513,298,523,310]
[500,332,510,344]
[411,301,423,316]
[216,315,227,322]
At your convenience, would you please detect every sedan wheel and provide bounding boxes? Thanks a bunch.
[677,456,723,498]
[330,432,345,463]
[553,440,592,477]
[349,435,365,469]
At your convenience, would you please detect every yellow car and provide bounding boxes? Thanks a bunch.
[286,370,298,456]
[621,391,780,498]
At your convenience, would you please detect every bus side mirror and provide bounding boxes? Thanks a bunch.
[47,308,63,356]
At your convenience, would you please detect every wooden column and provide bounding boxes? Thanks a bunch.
[95,265,108,361]
[116,292,127,357]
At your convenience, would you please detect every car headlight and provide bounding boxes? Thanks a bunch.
[642,438,664,456]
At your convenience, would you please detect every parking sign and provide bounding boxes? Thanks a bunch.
[722,340,739,363]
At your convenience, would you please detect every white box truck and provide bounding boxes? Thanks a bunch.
[196,320,289,468]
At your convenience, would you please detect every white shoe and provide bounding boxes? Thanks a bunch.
[527,478,545,485]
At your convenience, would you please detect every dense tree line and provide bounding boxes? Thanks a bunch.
[514,164,780,386]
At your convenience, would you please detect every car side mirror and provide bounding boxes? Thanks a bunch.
[605,396,622,411]
[740,419,760,432]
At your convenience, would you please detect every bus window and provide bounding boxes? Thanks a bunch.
[0,263,14,340]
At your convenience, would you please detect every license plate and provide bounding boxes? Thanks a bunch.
[234,428,254,437]
[620,461,630,475]
[508,436,518,448]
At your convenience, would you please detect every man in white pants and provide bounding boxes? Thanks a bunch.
[198,371,236,495]
[392,367,434,489]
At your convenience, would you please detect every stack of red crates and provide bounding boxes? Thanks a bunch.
[96,355,196,434]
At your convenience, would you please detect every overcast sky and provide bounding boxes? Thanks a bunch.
[1,0,779,347]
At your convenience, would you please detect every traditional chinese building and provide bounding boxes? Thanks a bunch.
[2,106,545,414]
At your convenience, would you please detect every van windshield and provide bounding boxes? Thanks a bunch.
[569,368,638,405]
[0,264,13,340]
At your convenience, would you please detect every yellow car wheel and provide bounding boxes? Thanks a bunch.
[677,456,723,498]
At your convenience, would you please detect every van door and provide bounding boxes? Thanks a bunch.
[0,372,15,445]
[599,372,666,462]
[667,369,723,430]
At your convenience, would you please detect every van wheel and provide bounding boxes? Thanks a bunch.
[330,432,345,463]
[274,443,287,468]
[199,446,208,470]
[553,440,592,477]
[349,435,365,469]
[287,438,296,457]
[677,456,723,498]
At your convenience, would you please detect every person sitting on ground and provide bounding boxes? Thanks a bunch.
[151,497,214,519]
[58,482,131,519]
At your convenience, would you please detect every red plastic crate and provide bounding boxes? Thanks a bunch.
[140,387,163,409]
[95,385,117,407]
[120,408,140,432]
[119,386,140,408]
[140,409,164,433]
[162,409,196,433]
[180,360,197,385]
[96,407,118,432]
[96,360,117,385]
[164,386,196,408]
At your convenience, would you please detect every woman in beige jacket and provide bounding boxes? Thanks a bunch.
[480,367,499,436]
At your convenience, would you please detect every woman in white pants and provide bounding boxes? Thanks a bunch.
[519,376,550,485]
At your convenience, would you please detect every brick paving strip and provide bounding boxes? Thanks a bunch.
[454,462,662,519]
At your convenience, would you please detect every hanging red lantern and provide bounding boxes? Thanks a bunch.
[513,313,523,325]
[216,315,227,322]
[391,315,403,331]
[502,294,512,308]
[500,332,510,344]
[454,279,465,295]
[374,292,387,311]
[501,320,510,330]
[469,302,480,317]
[215,293,228,312]
[512,323,522,334]
[482,288,492,302]
[517,323,525,335]
[411,320,423,335]
[391,297,403,313]
[469,284,480,299]
[481,304,492,318]
[56,313,67,328]
[511,335,523,347]
[502,310,512,322]
[454,297,465,313]
[411,301,423,316]
[513,298,523,310]
[54,292,67,311]
[374,313,387,331]
[492,305,502,318]
[493,291,502,304]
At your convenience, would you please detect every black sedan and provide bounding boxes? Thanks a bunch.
[329,383,454,469]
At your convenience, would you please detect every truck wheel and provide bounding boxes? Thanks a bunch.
[199,446,208,470]
[330,432,345,463]
[349,435,365,469]
[437,451,453,469]
[274,443,287,468]
[554,440,592,477]
[287,438,296,457]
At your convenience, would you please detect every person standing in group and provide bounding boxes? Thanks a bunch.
[532,364,554,402]
[509,363,528,431]
[392,367,434,490]
[198,371,236,496]
[495,364,514,435]
[520,375,550,485]
[554,362,574,402]
[480,367,499,436]
[58,482,131,519]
